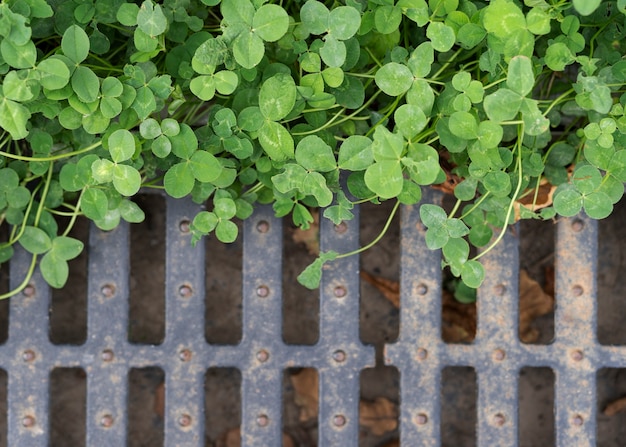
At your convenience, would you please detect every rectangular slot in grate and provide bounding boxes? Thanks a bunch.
[0,190,618,446]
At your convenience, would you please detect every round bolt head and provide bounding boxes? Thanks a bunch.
[572,414,584,426]
[333,285,347,298]
[416,348,428,361]
[178,414,192,427]
[571,349,584,362]
[22,349,36,362]
[101,284,116,298]
[22,415,35,428]
[256,350,269,363]
[571,219,584,232]
[100,414,114,428]
[334,222,347,234]
[256,285,269,298]
[415,413,428,425]
[101,349,114,362]
[179,349,193,362]
[494,284,506,296]
[179,220,190,233]
[493,349,506,361]
[23,284,35,297]
[333,414,346,427]
[572,285,584,296]
[416,283,428,295]
[256,414,269,427]
[179,284,193,298]
[332,350,346,363]
[493,413,506,426]
[256,220,270,233]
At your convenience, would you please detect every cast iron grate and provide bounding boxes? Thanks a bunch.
[0,187,608,446]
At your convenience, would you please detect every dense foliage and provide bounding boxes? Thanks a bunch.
[0,0,623,296]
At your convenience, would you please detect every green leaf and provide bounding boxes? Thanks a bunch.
[20,226,52,254]
[461,260,485,288]
[221,0,254,24]
[140,118,161,139]
[37,59,71,90]
[81,188,108,220]
[338,136,373,171]
[40,252,69,288]
[0,98,30,140]
[573,0,601,16]
[258,121,294,161]
[507,56,534,97]
[372,126,404,160]
[449,111,478,139]
[395,104,427,139]
[303,171,333,206]
[192,211,218,233]
[214,71,238,95]
[426,22,455,52]
[443,237,469,267]
[295,136,336,172]
[1,39,36,68]
[117,3,139,26]
[112,164,141,196]
[233,31,264,69]
[482,0,526,40]
[545,42,574,71]
[190,75,216,101]
[216,220,238,243]
[259,74,296,121]
[483,89,522,122]
[107,129,135,163]
[137,0,168,37]
[170,123,198,159]
[214,197,237,220]
[132,86,157,120]
[375,5,402,35]
[403,143,440,185]
[364,160,403,199]
[328,6,361,40]
[300,0,330,34]
[164,162,194,198]
[553,187,583,217]
[253,4,289,42]
[119,199,145,223]
[583,191,612,219]
[50,236,84,261]
[320,36,346,68]
[297,250,339,289]
[189,150,222,182]
[152,135,172,158]
[420,204,447,227]
[71,66,100,103]
[375,62,414,96]
[62,25,90,64]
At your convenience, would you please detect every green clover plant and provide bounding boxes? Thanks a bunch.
[0,0,624,297]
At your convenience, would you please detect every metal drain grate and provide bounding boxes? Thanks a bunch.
[0,187,609,446]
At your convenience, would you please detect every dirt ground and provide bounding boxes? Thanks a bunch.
[1,192,626,446]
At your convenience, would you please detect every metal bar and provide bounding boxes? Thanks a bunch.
[8,247,50,447]
[318,204,375,446]
[85,222,130,446]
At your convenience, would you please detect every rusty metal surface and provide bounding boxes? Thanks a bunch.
[0,189,611,446]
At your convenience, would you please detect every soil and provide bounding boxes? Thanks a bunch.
[1,193,626,446]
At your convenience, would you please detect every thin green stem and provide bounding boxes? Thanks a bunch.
[0,254,37,300]
[0,141,102,162]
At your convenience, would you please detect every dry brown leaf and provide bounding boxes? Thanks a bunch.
[359,397,398,436]
[603,396,626,417]
[442,289,476,343]
[290,368,319,423]
[514,181,557,221]
[519,269,554,343]
[290,211,320,255]
[216,427,295,447]
[361,271,400,308]
[380,440,400,447]
[154,381,165,419]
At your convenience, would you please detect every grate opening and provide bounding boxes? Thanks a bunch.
[597,368,626,444]
[597,197,626,345]
[0,369,5,447]
[0,263,8,346]
[205,367,241,444]
[359,366,399,447]
[283,367,318,446]
[519,218,555,345]
[128,194,165,345]
[49,216,88,345]
[518,367,555,446]
[359,201,400,345]
[441,366,477,447]
[49,368,86,447]
[282,214,319,346]
[205,222,243,345]
[128,367,164,447]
